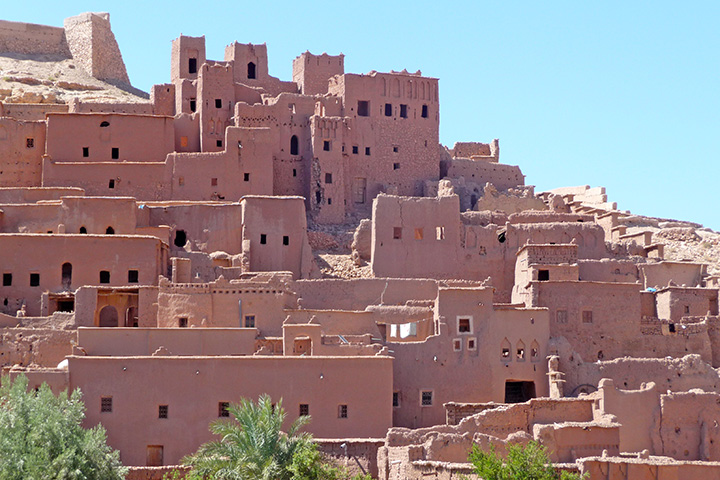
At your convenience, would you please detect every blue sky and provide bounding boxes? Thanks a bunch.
[5,2,718,230]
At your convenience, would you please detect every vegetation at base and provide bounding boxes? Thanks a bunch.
[467,441,584,480]
[0,374,127,480]
[182,394,371,480]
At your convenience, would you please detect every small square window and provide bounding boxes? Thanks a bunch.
[189,99,196,112]
[414,228,423,240]
[400,104,408,118]
[468,338,477,351]
[436,226,445,240]
[458,318,471,333]
[338,404,348,418]
[299,404,309,416]
[453,339,462,351]
[128,270,139,283]
[30,273,40,287]
[260,234,267,244]
[101,396,113,413]
[158,405,168,419]
[392,146,399,153]
[82,147,89,157]
[538,269,550,281]
[244,315,255,328]
[352,145,359,154]
[556,310,568,324]
[178,317,188,328]
[421,105,428,118]
[392,391,400,408]
[219,402,230,417]
[26,138,34,148]
[384,103,392,117]
[292,168,297,177]
[216,140,223,148]
[420,391,433,407]
[582,310,593,324]
[215,98,222,108]
[323,140,331,151]
[393,163,400,170]
[393,227,402,240]
[327,198,332,205]
[365,147,371,156]
[111,147,119,159]
[283,235,289,246]
[99,271,110,284]
[211,178,218,186]
[3,273,11,286]
[357,100,369,117]
[325,173,333,184]
[244,173,250,182]
[108,179,115,189]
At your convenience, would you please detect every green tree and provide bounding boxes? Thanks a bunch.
[0,374,127,480]
[468,441,584,480]
[183,394,370,480]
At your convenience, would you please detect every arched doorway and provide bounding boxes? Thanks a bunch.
[105,226,115,235]
[126,306,139,327]
[61,262,72,290]
[98,305,118,327]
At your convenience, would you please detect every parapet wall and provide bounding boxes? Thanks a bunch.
[0,20,71,56]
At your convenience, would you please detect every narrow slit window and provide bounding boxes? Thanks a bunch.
[421,105,428,118]
[219,402,230,417]
[400,104,408,118]
[82,147,89,157]
[283,235,289,246]
[260,234,267,245]
[243,173,250,182]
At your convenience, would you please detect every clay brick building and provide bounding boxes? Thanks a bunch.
[1,12,720,480]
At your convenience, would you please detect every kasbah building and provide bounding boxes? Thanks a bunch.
[1,12,719,480]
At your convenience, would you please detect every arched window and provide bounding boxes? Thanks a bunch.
[105,226,114,235]
[174,230,187,248]
[247,62,256,79]
[61,262,72,290]
[290,135,299,155]
[79,226,87,234]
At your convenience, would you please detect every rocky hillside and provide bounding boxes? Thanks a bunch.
[0,52,147,104]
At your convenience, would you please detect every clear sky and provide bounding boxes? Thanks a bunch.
[5,2,718,230]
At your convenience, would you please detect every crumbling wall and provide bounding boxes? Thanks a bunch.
[0,20,71,56]
[63,13,129,84]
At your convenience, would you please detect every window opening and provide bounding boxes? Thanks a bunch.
[61,262,72,289]
[299,404,309,416]
[211,178,218,186]
[26,138,34,148]
[219,402,230,417]
[582,310,593,324]
[290,135,299,155]
[325,173,332,184]
[178,317,188,328]
[414,228,423,240]
[247,62,256,79]
[365,147,371,156]
[357,100,369,117]
[111,147,119,159]
[158,405,168,419]
[392,392,400,407]
[260,234,267,244]
[30,273,40,287]
[243,173,250,182]
[283,236,289,246]
[436,226,445,240]
[82,147,89,157]
[79,226,87,234]
[393,162,400,170]
[2,273,11,286]
[338,405,348,418]
[323,140,331,151]
[100,121,110,127]
[421,391,433,406]
[400,104,408,118]
[99,271,110,284]
[188,58,197,74]
[244,315,255,328]
[174,230,187,247]
[215,98,222,108]
[421,105,428,118]
[101,396,113,412]
[384,103,392,116]
[128,270,139,283]
[538,269,550,281]
[189,99,196,112]
[458,318,471,333]
[393,227,402,240]
[216,140,223,148]
[108,179,115,189]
